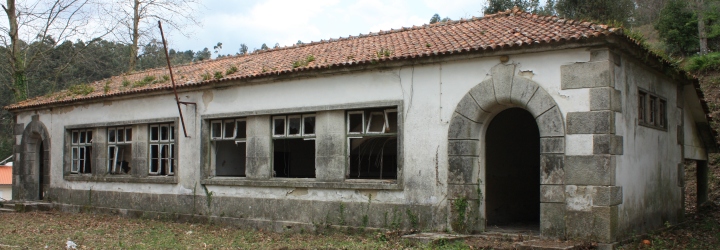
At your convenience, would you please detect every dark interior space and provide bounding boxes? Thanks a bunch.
[215,141,247,176]
[273,138,316,178]
[348,136,397,179]
[39,141,47,200]
[485,108,540,228]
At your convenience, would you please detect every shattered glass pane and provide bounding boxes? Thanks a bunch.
[366,112,385,133]
[288,117,301,136]
[273,118,285,136]
[348,113,363,133]
[303,116,315,135]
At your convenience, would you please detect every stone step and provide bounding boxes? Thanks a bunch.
[0,208,14,213]
[401,233,469,245]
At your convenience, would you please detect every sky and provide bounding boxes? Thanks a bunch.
[165,0,487,57]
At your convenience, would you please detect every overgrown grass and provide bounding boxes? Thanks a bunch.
[686,52,720,73]
[68,84,94,96]
[0,211,466,249]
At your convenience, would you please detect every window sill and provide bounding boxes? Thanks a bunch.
[64,174,178,184]
[638,122,668,132]
[201,177,402,190]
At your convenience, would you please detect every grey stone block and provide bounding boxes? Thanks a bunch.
[590,87,621,112]
[448,156,478,184]
[510,76,538,107]
[315,156,345,182]
[677,163,685,187]
[540,137,564,153]
[593,186,622,206]
[677,125,684,145]
[566,111,615,134]
[593,135,623,155]
[468,79,499,112]
[448,112,481,140]
[565,155,616,185]
[455,93,489,122]
[541,154,564,184]
[590,49,610,62]
[566,210,594,239]
[561,61,613,89]
[14,123,25,135]
[596,242,619,250]
[448,184,479,199]
[448,140,479,156]
[246,156,271,179]
[492,63,515,105]
[536,106,565,137]
[592,206,618,242]
[541,185,565,203]
[526,87,555,117]
[540,203,566,238]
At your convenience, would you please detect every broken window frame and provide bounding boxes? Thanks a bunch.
[347,111,365,134]
[107,126,132,174]
[149,123,176,176]
[286,115,302,137]
[273,116,287,137]
[272,113,317,178]
[346,108,399,180]
[210,118,248,177]
[70,129,93,174]
[302,114,316,136]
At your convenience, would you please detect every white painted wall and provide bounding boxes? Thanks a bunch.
[615,56,685,237]
[15,48,598,210]
[0,185,10,200]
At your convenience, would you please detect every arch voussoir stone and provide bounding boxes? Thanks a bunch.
[536,106,566,137]
[491,64,515,105]
[510,76,539,108]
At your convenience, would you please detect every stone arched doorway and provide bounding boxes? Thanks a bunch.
[14,115,51,201]
[447,63,566,237]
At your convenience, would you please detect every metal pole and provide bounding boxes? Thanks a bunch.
[158,21,191,138]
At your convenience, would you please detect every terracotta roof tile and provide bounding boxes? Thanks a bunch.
[0,8,659,111]
[0,166,11,185]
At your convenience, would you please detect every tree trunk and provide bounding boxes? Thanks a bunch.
[3,0,27,101]
[697,0,708,55]
[129,0,140,72]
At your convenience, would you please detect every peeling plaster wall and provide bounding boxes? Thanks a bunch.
[15,48,592,230]
[615,56,684,238]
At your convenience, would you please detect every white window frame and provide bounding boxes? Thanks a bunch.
[365,111,386,134]
[286,115,302,137]
[222,119,236,139]
[235,118,247,142]
[149,123,176,176]
[273,116,287,137]
[107,126,132,174]
[347,111,365,135]
[302,114,316,137]
[70,129,93,174]
[384,109,398,133]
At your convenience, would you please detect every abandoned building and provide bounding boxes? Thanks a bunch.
[5,8,717,245]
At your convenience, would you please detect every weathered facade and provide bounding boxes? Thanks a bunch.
[5,9,716,245]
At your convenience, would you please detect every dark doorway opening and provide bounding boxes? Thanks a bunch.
[39,141,49,200]
[485,108,540,229]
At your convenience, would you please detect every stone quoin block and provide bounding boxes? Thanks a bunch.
[561,61,613,89]
[541,185,565,203]
[593,134,623,155]
[590,87,622,112]
[592,186,623,206]
[592,205,619,243]
[565,155,616,185]
[566,111,615,134]
[448,156,478,184]
[566,210,594,239]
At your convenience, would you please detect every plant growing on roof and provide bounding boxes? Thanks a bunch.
[376,48,392,58]
[213,71,223,80]
[225,66,238,75]
[68,84,94,96]
[292,55,316,68]
[201,72,212,81]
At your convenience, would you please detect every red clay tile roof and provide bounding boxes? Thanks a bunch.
[0,166,11,185]
[0,8,660,111]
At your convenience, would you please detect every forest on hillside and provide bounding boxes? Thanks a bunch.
[2,0,720,160]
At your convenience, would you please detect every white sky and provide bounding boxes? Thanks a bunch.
[165,0,487,57]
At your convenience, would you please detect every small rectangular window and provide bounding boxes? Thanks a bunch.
[72,131,79,144]
[273,116,286,137]
[385,109,398,133]
[236,119,247,139]
[117,129,125,143]
[150,125,160,142]
[649,96,657,124]
[659,100,666,128]
[347,111,364,134]
[303,115,315,136]
[223,120,236,139]
[366,112,385,133]
[210,117,248,177]
[149,123,175,176]
[108,126,133,174]
[287,115,302,136]
[638,91,646,123]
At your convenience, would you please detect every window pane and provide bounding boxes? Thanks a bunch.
[161,126,169,141]
[126,128,132,142]
[659,100,666,127]
[72,131,79,144]
[273,118,285,136]
[150,159,158,173]
[348,136,397,179]
[236,120,247,139]
[87,131,93,143]
[288,117,301,136]
[649,97,656,124]
[639,92,646,122]
[108,129,116,143]
[79,147,85,159]
[385,111,398,133]
[224,120,235,138]
[303,116,315,135]
[80,131,86,143]
[117,129,125,143]
[273,138,316,178]
[161,145,168,158]
[367,112,385,133]
[215,141,246,177]
[72,147,78,160]
[150,126,159,141]
[170,126,175,140]
[211,122,222,138]
[150,144,159,158]
[72,160,79,172]
[348,113,363,133]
